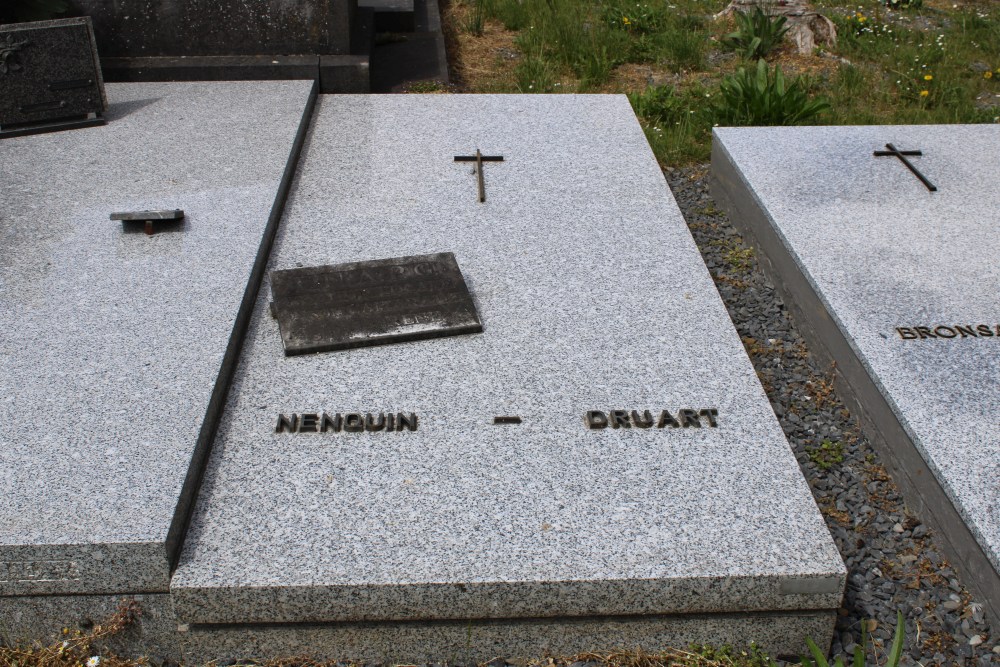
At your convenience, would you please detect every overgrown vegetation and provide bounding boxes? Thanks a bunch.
[722,8,789,60]
[446,0,1000,165]
[717,59,830,125]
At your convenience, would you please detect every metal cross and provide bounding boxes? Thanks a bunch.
[454,149,503,202]
[873,143,937,192]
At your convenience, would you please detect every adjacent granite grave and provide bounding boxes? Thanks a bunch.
[0,79,315,632]
[0,17,107,136]
[171,95,846,663]
[711,125,1000,628]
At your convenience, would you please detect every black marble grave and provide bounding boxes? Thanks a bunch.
[270,252,482,355]
[0,17,107,136]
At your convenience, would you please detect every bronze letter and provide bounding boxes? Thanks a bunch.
[397,412,418,431]
[610,410,631,428]
[299,413,319,432]
[276,414,298,433]
[657,410,680,428]
[320,413,342,432]
[680,409,701,427]
[344,413,364,432]
[586,411,609,429]
[955,325,976,338]
[365,413,386,431]
[631,410,654,428]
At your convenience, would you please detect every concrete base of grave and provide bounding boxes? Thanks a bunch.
[0,595,177,662]
[179,612,836,664]
[1,594,834,663]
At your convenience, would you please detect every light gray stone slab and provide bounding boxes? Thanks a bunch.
[0,80,315,596]
[711,124,1000,626]
[172,96,845,642]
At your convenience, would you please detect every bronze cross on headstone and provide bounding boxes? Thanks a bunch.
[454,149,504,202]
[873,143,937,192]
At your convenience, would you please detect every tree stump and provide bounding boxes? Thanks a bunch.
[715,0,838,54]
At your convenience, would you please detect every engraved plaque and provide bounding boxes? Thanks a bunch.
[270,252,482,355]
[0,17,107,132]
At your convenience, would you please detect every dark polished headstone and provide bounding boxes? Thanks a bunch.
[0,17,107,134]
[70,0,355,58]
[270,252,482,355]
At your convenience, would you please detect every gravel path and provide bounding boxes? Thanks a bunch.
[664,165,998,667]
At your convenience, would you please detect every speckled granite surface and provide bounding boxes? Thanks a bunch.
[711,125,1000,609]
[172,95,845,633]
[0,80,315,595]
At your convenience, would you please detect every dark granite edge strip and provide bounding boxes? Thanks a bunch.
[0,116,106,140]
[100,55,322,84]
[708,137,1000,631]
[164,79,321,573]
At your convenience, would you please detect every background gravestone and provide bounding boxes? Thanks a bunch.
[0,17,106,134]
[69,0,355,57]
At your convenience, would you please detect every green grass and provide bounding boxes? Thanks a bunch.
[452,0,1000,165]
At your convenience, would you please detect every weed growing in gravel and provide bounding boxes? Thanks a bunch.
[806,439,845,470]
[804,611,906,667]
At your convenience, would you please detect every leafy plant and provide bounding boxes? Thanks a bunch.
[806,440,844,470]
[717,59,830,126]
[804,611,906,667]
[885,0,922,9]
[0,0,69,23]
[722,7,789,60]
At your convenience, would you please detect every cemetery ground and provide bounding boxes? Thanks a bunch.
[2,4,998,667]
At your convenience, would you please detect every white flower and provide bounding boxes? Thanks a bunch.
[87,657,101,667]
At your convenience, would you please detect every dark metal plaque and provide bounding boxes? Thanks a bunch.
[0,17,108,133]
[270,252,482,356]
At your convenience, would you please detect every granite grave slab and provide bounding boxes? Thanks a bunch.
[0,80,316,601]
[171,95,846,662]
[0,17,107,136]
[711,125,1000,627]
